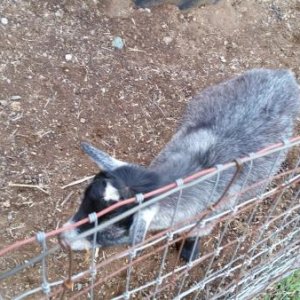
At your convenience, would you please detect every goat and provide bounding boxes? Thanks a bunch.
[61,69,300,261]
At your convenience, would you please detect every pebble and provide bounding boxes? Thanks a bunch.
[220,56,227,63]
[55,10,64,18]
[0,100,8,106]
[138,8,151,13]
[163,36,173,45]
[11,102,21,111]
[80,118,86,124]
[3,200,10,208]
[11,95,21,100]
[1,17,8,25]
[112,36,124,50]
[65,53,73,61]
[7,212,13,221]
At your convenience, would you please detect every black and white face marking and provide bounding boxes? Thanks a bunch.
[103,182,121,202]
[61,171,136,250]
[61,142,162,251]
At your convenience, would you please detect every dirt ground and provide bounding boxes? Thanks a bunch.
[0,0,300,299]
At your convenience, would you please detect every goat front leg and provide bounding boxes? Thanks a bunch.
[179,223,214,261]
[129,206,158,246]
[180,237,201,261]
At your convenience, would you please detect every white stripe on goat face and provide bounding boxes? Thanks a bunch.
[104,182,120,201]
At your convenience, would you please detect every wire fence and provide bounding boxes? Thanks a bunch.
[1,136,300,300]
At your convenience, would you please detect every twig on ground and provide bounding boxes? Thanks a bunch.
[127,47,146,53]
[61,175,94,189]
[60,191,74,207]
[8,182,50,194]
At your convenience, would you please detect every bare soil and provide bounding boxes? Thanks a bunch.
[0,0,300,299]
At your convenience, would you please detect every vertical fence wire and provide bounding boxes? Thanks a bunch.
[232,148,287,299]
[151,178,184,299]
[214,159,255,294]
[191,159,254,300]
[88,212,98,300]
[174,166,223,298]
[123,193,145,299]
[36,232,51,299]
[268,154,300,242]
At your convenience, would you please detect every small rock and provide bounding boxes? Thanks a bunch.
[112,36,124,49]
[80,118,86,124]
[65,53,73,61]
[0,100,8,106]
[163,36,173,45]
[3,200,10,208]
[1,17,8,25]
[138,8,151,13]
[7,212,13,222]
[220,56,227,63]
[11,95,21,100]
[11,102,21,111]
[55,10,64,18]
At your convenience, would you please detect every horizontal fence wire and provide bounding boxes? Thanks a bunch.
[0,136,300,300]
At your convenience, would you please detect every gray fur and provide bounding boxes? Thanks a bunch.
[148,69,300,235]
[81,142,127,171]
[64,69,300,251]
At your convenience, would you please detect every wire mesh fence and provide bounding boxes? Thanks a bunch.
[1,136,300,300]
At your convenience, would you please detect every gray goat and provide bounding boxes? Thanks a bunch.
[61,69,300,261]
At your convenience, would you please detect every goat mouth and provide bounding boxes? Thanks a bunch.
[58,235,94,251]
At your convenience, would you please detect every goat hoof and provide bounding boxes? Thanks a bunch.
[179,238,200,262]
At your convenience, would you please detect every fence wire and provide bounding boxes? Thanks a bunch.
[1,136,300,300]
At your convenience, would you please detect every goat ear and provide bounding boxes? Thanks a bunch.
[81,142,128,171]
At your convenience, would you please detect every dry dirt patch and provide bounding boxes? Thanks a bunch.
[0,0,300,298]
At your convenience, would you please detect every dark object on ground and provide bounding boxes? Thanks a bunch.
[135,0,221,10]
